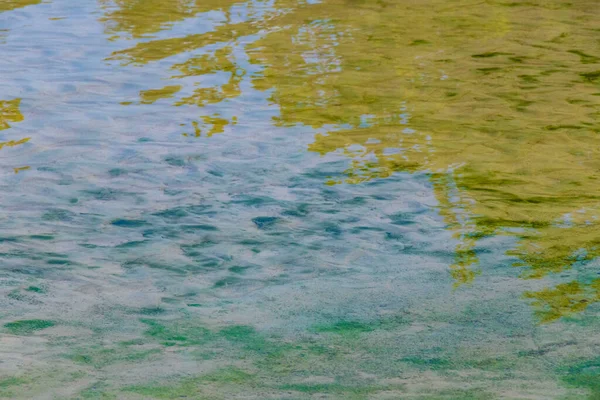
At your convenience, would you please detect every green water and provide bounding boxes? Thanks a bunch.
[1,0,600,398]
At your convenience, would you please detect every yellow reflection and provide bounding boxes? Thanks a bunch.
[103,0,600,321]
[0,137,30,149]
[0,0,42,12]
[139,85,182,104]
[431,174,480,286]
[524,280,600,323]
[0,100,30,175]
[244,0,600,320]
[0,99,24,131]
[100,0,244,39]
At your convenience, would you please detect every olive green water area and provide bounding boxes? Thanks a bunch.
[0,0,600,398]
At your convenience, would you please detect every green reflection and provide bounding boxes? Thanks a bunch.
[103,0,600,322]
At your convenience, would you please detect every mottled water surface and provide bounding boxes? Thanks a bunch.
[0,0,600,398]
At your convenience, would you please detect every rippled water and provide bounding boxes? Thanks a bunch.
[1,0,600,398]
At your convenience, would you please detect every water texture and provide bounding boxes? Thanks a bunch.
[0,0,600,398]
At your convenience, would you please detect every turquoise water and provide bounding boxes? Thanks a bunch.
[1,0,600,398]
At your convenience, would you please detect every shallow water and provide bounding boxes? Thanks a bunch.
[0,0,600,398]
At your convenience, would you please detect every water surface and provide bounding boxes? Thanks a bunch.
[1,0,600,398]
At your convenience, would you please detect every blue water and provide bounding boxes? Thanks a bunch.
[1,0,600,398]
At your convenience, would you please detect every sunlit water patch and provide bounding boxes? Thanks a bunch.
[0,0,600,398]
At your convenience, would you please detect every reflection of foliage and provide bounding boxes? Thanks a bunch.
[0,0,42,12]
[0,99,24,131]
[183,115,236,138]
[99,0,241,39]
[102,0,600,320]
[171,46,243,136]
[431,174,481,287]
[139,85,182,104]
[173,47,245,107]
[524,281,600,323]
[0,99,30,174]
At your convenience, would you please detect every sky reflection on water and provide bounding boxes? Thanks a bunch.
[1,0,600,398]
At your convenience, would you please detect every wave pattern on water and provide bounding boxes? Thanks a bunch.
[0,0,600,398]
